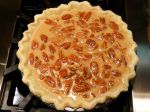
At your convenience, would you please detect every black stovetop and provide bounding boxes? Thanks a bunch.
[0,0,148,112]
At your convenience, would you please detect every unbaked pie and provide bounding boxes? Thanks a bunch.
[17,1,138,110]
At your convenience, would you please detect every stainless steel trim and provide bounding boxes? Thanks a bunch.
[126,0,150,112]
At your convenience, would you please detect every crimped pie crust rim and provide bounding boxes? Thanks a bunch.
[17,1,139,110]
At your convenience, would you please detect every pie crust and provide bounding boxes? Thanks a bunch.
[17,1,138,110]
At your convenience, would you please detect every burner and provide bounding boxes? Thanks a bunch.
[0,0,135,112]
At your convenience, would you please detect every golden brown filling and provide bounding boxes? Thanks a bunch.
[28,10,129,99]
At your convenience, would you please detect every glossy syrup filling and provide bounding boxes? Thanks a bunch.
[28,10,130,100]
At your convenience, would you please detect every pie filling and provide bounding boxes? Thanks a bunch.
[28,10,132,100]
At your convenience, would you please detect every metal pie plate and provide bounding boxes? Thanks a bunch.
[48,99,112,111]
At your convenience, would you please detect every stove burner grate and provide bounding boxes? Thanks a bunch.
[0,0,133,112]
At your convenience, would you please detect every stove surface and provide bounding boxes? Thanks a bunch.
[0,0,149,112]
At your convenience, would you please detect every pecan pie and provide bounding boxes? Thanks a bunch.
[17,1,138,110]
